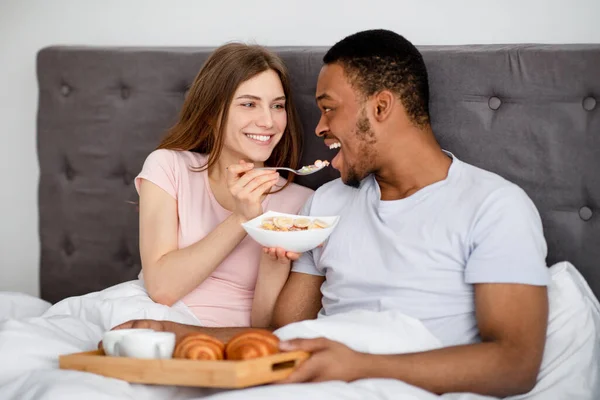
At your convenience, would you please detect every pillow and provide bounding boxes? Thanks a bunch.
[506,262,600,399]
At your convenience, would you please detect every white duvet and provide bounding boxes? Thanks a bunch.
[0,292,51,322]
[0,262,598,400]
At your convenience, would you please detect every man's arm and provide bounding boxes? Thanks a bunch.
[271,271,325,329]
[366,283,548,396]
[282,282,548,397]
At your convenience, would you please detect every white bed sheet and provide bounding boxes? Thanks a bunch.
[0,262,597,400]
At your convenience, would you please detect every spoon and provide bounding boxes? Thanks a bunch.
[255,161,330,176]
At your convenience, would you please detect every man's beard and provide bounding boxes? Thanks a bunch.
[343,110,376,188]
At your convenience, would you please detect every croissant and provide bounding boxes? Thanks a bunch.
[225,329,280,361]
[174,333,225,360]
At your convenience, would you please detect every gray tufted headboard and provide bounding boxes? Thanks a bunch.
[36,45,600,304]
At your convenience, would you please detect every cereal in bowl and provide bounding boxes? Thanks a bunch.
[260,216,329,232]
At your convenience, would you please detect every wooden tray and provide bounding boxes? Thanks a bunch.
[59,349,310,388]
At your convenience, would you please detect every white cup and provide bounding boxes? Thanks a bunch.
[115,331,176,359]
[102,329,154,356]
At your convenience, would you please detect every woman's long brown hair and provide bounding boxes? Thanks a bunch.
[157,43,303,192]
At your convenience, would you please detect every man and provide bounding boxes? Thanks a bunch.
[114,29,550,397]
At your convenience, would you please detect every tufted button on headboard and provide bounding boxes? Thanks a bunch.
[36,45,600,303]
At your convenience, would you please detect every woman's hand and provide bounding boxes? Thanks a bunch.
[227,160,279,222]
[263,247,301,264]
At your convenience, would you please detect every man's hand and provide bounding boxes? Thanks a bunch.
[111,319,169,332]
[278,338,365,383]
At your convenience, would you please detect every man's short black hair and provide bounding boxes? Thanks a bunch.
[323,29,430,128]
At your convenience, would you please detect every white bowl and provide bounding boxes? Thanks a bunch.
[241,211,340,253]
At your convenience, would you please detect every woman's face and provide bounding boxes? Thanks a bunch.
[222,69,287,164]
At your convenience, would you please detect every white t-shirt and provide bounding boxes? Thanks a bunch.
[292,152,550,346]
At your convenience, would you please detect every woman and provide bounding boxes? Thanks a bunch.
[135,43,313,329]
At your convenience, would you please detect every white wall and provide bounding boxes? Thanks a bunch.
[1,0,599,298]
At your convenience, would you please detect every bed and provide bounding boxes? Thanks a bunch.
[0,44,598,399]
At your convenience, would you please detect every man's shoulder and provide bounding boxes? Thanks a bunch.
[301,178,356,215]
[312,177,357,202]
[456,159,540,224]
[457,159,530,203]
[459,160,513,190]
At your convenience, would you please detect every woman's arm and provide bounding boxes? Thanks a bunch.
[251,249,300,328]
[139,180,248,305]
[140,163,279,306]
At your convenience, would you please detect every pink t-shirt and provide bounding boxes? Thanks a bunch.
[134,149,313,327]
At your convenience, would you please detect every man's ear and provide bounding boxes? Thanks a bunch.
[372,90,395,122]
